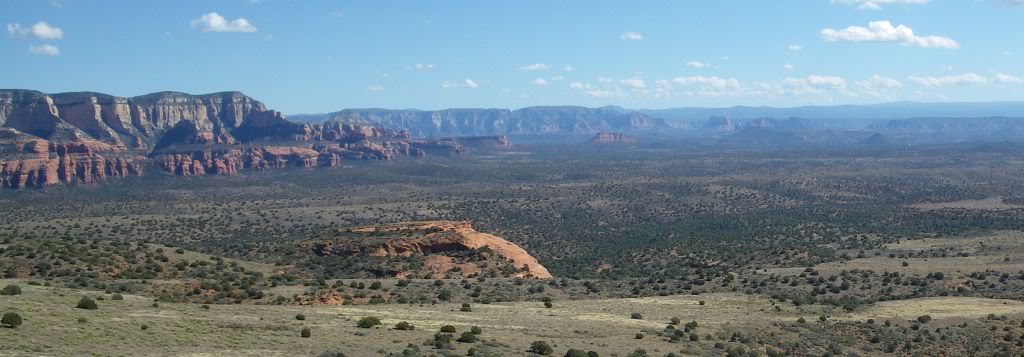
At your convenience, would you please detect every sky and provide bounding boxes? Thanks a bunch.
[3,0,1024,114]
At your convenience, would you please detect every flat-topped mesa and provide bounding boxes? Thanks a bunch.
[590,132,637,144]
[2,89,486,188]
[315,220,552,279]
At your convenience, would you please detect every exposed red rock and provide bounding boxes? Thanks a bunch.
[312,221,552,279]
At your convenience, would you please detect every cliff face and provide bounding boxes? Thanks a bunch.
[1,89,494,188]
[0,130,144,188]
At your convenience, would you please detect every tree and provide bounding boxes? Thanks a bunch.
[301,327,311,338]
[630,312,643,320]
[295,314,306,321]
[394,321,414,330]
[76,297,98,310]
[470,325,482,334]
[529,341,554,355]
[0,285,21,296]
[356,316,381,328]
[460,303,472,312]
[440,325,457,333]
[917,315,932,323]
[1,312,22,328]
[544,301,553,308]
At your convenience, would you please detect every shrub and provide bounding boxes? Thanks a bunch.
[630,312,643,320]
[460,303,472,312]
[1,312,22,328]
[356,316,381,328]
[433,333,453,349]
[1,285,21,296]
[440,325,457,333]
[564,349,589,357]
[301,327,311,338]
[544,301,553,308]
[634,333,643,339]
[76,297,98,310]
[295,314,306,321]
[670,317,681,325]
[470,325,482,334]
[394,321,414,330]
[140,324,148,330]
[456,331,478,343]
[111,293,124,301]
[529,340,554,355]
[917,315,932,323]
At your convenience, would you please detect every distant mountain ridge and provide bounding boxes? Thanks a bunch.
[292,106,667,137]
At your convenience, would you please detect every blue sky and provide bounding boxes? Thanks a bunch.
[3,0,1023,113]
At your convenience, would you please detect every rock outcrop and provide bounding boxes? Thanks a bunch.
[312,221,552,279]
[0,129,143,188]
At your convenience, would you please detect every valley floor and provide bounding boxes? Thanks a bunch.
[3,280,1023,356]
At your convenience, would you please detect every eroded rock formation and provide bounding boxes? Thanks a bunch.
[312,221,552,279]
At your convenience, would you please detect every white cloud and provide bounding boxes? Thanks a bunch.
[7,21,64,40]
[586,90,620,98]
[783,64,795,70]
[788,44,802,51]
[908,73,987,87]
[569,82,592,90]
[563,65,576,72]
[519,63,549,71]
[994,73,1024,84]
[671,76,741,90]
[531,78,548,86]
[619,78,646,89]
[408,63,435,70]
[596,77,613,83]
[832,0,930,10]
[856,74,903,89]
[442,79,479,89]
[366,85,385,92]
[620,32,643,41]
[28,44,60,56]
[821,21,958,49]
[550,76,565,81]
[686,61,707,69]
[190,12,257,33]
[774,75,850,95]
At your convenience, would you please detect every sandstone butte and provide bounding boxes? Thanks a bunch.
[348,220,553,279]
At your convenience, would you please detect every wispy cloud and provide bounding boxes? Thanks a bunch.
[788,44,803,51]
[908,73,987,87]
[994,73,1024,84]
[531,78,548,86]
[442,79,479,88]
[821,20,958,49]
[518,63,549,71]
[7,21,63,40]
[563,65,576,72]
[619,32,643,41]
[407,63,435,70]
[686,61,707,69]
[190,12,257,32]
[28,44,60,56]
[366,85,384,92]
[831,0,929,10]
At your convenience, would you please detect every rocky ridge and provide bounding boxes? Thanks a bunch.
[311,221,552,279]
[1,89,500,188]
